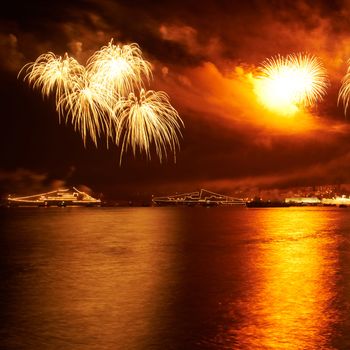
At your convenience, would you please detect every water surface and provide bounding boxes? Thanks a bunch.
[1,207,350,349]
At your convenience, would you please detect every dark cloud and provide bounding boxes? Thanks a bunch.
[0,168,65,197]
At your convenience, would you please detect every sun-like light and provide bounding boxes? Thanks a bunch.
[254,53,329,115]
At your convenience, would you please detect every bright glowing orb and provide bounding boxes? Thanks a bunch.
[254,53,329,115]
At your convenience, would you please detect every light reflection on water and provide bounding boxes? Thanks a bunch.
[1,207,350,350]
[1,208,183,350]
[215,209,341,350]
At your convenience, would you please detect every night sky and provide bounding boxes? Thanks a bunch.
[2,0,350,200]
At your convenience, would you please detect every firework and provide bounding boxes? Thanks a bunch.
[86,39,152,98]
[57,73,118,147]
[254,53,329,114]
[115,89,183,163]
[18,52,85,112]
[18,39,184,162]
[338,59,350,115]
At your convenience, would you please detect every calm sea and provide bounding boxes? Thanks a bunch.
[1,206,350,350]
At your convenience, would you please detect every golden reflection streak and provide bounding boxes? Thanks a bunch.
[225,209,339,349]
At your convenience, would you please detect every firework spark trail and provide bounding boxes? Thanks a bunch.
[255,53,329,114]
[18,52,85,117]
[338,59,350,115]
[86,39,152,99]
[115,89,183,164]
[57,73,118,147]
[287,53,329,106]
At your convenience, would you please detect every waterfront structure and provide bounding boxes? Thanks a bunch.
[285,197,321,205]
[321,196,350,206]
[285,195,350,207]
[152,189,246,206]
[7,187,101,207]
[246,199,291,207]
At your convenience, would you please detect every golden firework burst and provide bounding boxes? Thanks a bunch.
[86,39,152,98]
[338,59,350,115]
[57,73,118,147]
[18,39,184,162]
[254,53,329,115]
[115,88,183,163]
